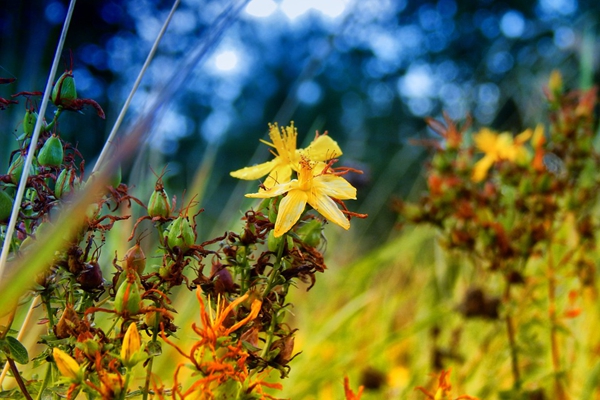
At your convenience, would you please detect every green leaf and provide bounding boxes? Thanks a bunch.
[5,336,29,364]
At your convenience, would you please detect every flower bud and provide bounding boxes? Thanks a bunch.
[121,322,142,368]
[51,71,77,106]
[53,347,82,382]
[167,216,195,252]
[0,190,14,223]
[23,109,39,137]
[55,168,80,199]
[124,243,146,275]
[77,337,100,359]
[267,230,283,252]
[8,154,35,185]
[144,311,161,329]
[114,272,142,314]
[109,164,122,189]
[38,135,64,167]
[295,219,322,248]
[268,198,278,224]
[148,185,170,218]
[100,373,124,398]
[548,70,563,98]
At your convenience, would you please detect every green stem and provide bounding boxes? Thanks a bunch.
[260,310,278,359]
[44,108,63,132]
[42,293,56,328]
[262,236,286,299]
[142,307,161,400]
[238,246,249,294]
[34,363,53,400]
[121,368,132,400]
[503,280,520,390]
[548,247,567,399]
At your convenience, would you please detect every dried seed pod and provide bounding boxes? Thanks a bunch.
[55,305,81,339]
[77,262,103,291]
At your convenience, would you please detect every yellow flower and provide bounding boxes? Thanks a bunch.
[230,122,342,188]
[246,159,357,237]
[471,127,532,182]
[121,322,142,368]
[53,347,82,382]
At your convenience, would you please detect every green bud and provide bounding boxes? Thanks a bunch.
[124,243,146,275]
[0,190,14,223]
[38,135,64,167]
[51,71,77,106]
[55,168,80,199]
[295,219,322,247]
[167,216,195,252]
[114,272,142,314]
[268,198,278,224]
[109,164,122,188]
[8,154,36,185]
[23,110,39,137]
[267,230,283,252]
[148,186,170,218]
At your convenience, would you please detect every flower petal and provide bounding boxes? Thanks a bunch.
[471,154,495,182]
[274,190,307,237]
[301,135,343,161]
[230,159,278,180]
[53,347,82,381]
[473,128,498,154]
[246,180,298,199]
[313,174,356,200]
[307,190,350,230]
[263,164,293,189]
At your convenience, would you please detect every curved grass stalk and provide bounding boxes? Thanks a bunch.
[0,0,77,281]
[92,0,181,175]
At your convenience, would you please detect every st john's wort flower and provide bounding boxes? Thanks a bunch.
[230,122,342,188]
[471,127,532,182]
[245,158,357,237]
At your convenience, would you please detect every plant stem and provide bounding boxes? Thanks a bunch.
[260,310,278,359]
[548,250,567,399]
[34,363,53,400]
[6,357,33,400]
[142,308,161,400]
[262,237,286,299]
[503,280,520,390]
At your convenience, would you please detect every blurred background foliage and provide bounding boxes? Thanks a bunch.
[1,0,600,398]
[1,0,595,246]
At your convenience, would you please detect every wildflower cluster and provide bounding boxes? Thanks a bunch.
[397,72,600,397]
[0,62,365,399]
[231,122,365,237]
